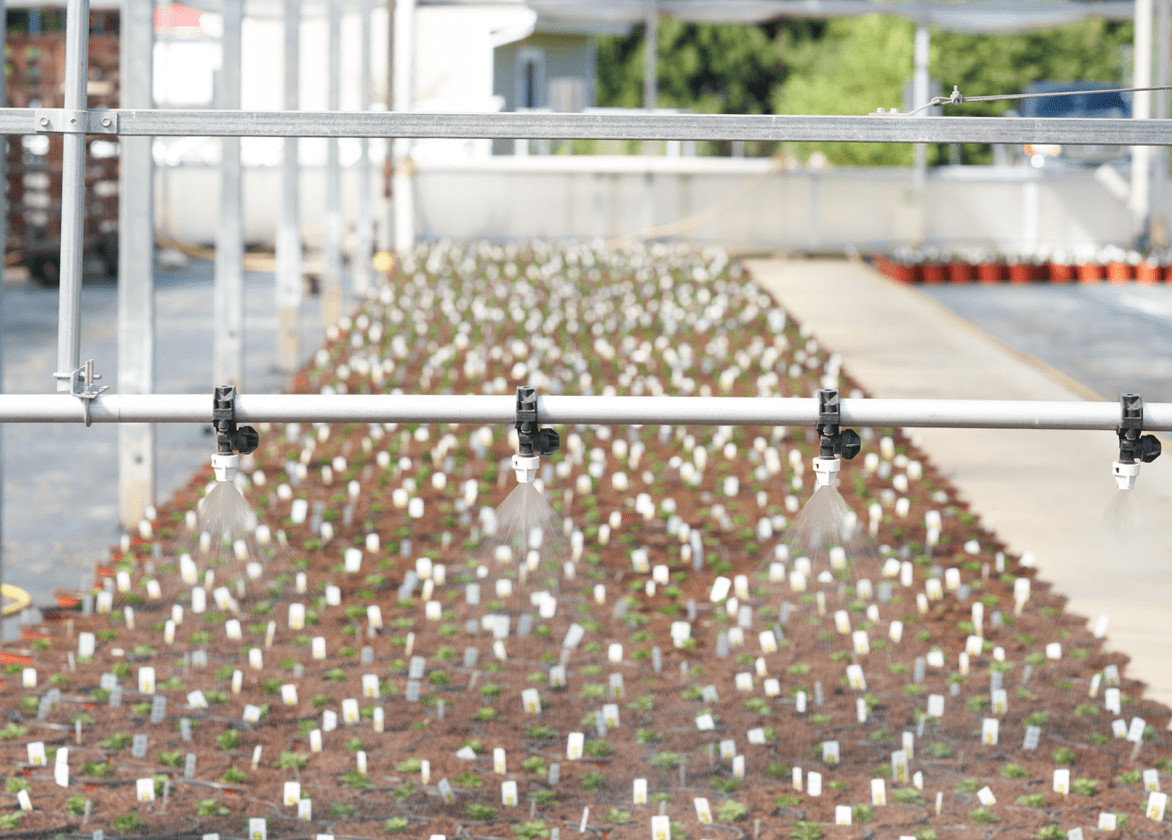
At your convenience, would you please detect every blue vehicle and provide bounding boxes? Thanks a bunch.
[1019,81,1132,167]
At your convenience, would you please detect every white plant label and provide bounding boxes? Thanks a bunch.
[872,778,887,805]
[927,694,945,717]
[634,778,648,805]
[902,731,915,759]
[991,689,1008,715]
[1098,813,1117,830]
[735,672,753,692]
[297,799,311,820]
[138,666,155,695]
[501,780,517,806]
[243,704,262,723]
[846,664,866,691]
[342,699,359,724]
[17,789,31,811]
[137,778,156,802]
[822,740,840,764]
[982,718,999,745]
[808,771,822,796]
[889,621,903,643]
[891,750,909,783]
[1128,717,1147,743]
[1144,768,1160,791]
[793,766,803,792]
[719,739,736,760]
[747,728,766,745]
[695,713,715,731]
[284,782,301,806]
[650,814,671,840]
[853,631,870,655]
[27,742,45,766]
[567,732,584,759]
[693,797,712,824]
[764,678,781,697]
[249,817,266,840]
[835,805,852,825]
[522,688,542,714]
[494,748,506,774]
[309,729,322,753]
[977,786,996,805]
[362,674,379,698]
[1148,791,1168,822]
[603,703,619,728]
[1054,768,1070,795]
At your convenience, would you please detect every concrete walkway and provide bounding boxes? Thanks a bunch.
[747,258,1172,708]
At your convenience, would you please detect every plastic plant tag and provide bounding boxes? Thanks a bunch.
[944,568,961,591]
[796,691,807,713]
[309,729,322,752]
[563,623,585,649]
[284,781,301,806]
[925,579,943,600]
[764,678,780,697]
[549,666,566,687]
[248,817,266,840]
[822,740,840,764]
[287,602,306,631]
[132,734,148,758]
[1023,726,1041,750]
[982,718,999,745]
[727,627,745,647]
[242,704,261,724]
[1089,673,1101,698]
[747,728,766,745]
[22,668,36,689]
[608,643,623,663]
[991,689,1008,714]
[567,732,584,760]
[926,650,945,668]
[438,778,455,804]
[913,771,924,791]
[297,799,311,821]
[889,621,903,643]
[719,739,736,760]
[1144,768,1160,791]
[232,670,243,694]
[977,786,996,805]
[420,760,430,784]
[793,767,803,791]
[808,771,822,796]
[226,620,243,641]
[1112,719,1128,738]
[733,755,745,778]
[137,778,155,802]
[321,710,337,732]
[609,673,625,699]
[735,672,753,692]
[853,630,870,655]
[1105,688,1122,714]
[964,635,983,657]
[138,666,155,695]
[651,814,671,840]
[501,780,518,806]
[891,750,909,783]
[27,742,45,766]
[759,630,778,653]
[17,789,31,811]
[1098,813,1117,830]
[790,571,807,592]
[1104,663,1121,686]
[372,707,384,733]
[834,610,851,634]
[1046,642,1062,660]
[846,664,866,690]
[695,713,715,731]
[494,748,506,774]
[902,731,915,759]
[927,695,945,717]
[1148,791,1168,821]
[836,805,852,825]
[871,778,886,805]
[694,797,713,824]
[1054,768,1070,794]
[54,759,68,788]
[1128,717,1147,742]
[603,703,619,728]
[248,648,263,670]
[79,632,95,658]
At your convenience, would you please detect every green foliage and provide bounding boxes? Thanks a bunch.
[893,787,924,804]
[384,817,410,834]
[395,758,423,773]
[715,799,748,822]
[924,742,952,759]
[1017,794,1046,808]
[341,770,375,790]
[66,795,88,815]
[157,751,183,768]
[1036,826,1065,840]
[605,808,633,825]
[277,751,308,769]
[514,820,550,839]
[525,725,557,741]
[5,778,29,793]
[83,761,116,778]
[583,740,612,757]
[452,772,483,788]
[393,782,417,802]
[649,752,687,771]
[1001,763,1028,779]
[955,779,981,793]
[789,822,823,840]
[216,730,240,752]
[221,768,248,784]
[851,804,874,823]
[971,807,999,824]
[1071,778,1098,796]
[328,802,359,820]
[111,811,147,833]
[522,756,547,775]
[581,771,606,791]
[196,799,230,817]
[1052,747,1075,765]
[1115,769,1142,785]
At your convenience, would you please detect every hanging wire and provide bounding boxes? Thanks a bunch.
[881,84,1172,117]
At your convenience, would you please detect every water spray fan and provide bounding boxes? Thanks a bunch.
[812,388,861,489]
[512,385,559,483]
[1113,392,1161,491]
[211,385,260,482]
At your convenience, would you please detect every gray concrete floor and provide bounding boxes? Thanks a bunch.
[1,261,337,632]
[920,283,1172,403]
[747,259,1172,707]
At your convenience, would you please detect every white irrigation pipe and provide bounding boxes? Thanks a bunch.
[3,394,1170,432]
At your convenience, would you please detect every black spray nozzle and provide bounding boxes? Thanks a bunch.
[816,388,861,460]
[515,385,560,457]
[212,385,259,456]
[1118,392,1161,464]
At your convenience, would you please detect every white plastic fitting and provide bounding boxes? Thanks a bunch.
[512,453,539,484]
[812,456,841,489]
[1112,460,1140,491]
[212,452,239,483]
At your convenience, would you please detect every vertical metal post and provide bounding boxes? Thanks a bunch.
[54,0,91,392]
[322,0,344,329]
[392,0,416,256]
[379,0,395,257]
[1154,0,1170,244]
[214,0,245,388]
[118,0,155,528]
[1132,0,1154,239]
[276,0,303,372]
[643,0,657,110]
[354,0,374,298]
[912,20,930,244]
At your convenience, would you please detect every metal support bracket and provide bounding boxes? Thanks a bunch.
[34,109,118,135]
[55,360,110,427]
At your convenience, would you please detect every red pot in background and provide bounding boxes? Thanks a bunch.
[1048,264,1075,284]
[921,263,946,285]
[1137,262,1163,284]
[947,263,973,284]
[1007,264,1036,284]
[1106,262,1133,284]
[1076,263,1104,284]
[977,263,1005,284]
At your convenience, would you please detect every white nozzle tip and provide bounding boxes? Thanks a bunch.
[512,453,539,484]
[1112,460,1140,491]
[212,452,239,483]
[812,456,841,488]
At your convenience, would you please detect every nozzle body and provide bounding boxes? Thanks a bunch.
[512,453,539,484]
[1112,460,1140,491]
[812,456,841,489]
[212,452,239,483]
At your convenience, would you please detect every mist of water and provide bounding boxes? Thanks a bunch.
[470,482,569,602]
[786,484,858,557]
[1098,489,1144,543]
[198,480,257,545]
